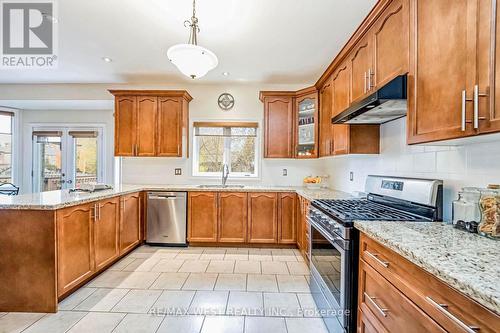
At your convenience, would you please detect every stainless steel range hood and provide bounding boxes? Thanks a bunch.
[332,75,407,124]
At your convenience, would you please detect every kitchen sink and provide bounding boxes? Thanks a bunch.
[197,184,245,188]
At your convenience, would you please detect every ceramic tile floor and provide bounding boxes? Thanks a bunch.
[0,246,329,333]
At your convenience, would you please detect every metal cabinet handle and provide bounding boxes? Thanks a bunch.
[92,204,97,221]
[365,250,390,268]
[369,68,375,89]
[461,90,467,131]
[364,292,389,317]
[364,72,368,93]
[426,297,480,333]
[473,85,488,129]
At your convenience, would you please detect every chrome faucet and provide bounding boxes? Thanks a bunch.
[222,164,229,186]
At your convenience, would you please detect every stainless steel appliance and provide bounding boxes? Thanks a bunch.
[331,75,407,124]
[308,175,443,333]
[147,192,187,246]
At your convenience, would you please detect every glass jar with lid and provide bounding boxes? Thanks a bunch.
[478,186,500,238]
[452,187,481,230]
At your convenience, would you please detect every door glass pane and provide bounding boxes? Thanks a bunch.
[74,137,98,188]
[0,114,13,183]
[311,227,342,305]
[297,98,316,157]
[34,136,62,192]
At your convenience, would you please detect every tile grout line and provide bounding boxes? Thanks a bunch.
[18,313,47,333]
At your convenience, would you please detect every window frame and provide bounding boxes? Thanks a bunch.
[0,108,19,186]
[192,121,260,179]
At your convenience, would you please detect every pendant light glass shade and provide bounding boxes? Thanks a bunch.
[167,43,218,79]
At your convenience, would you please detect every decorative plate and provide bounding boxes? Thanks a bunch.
[218,93,235,111]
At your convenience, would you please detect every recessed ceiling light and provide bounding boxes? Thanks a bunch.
[102,57,113,63]
[222,72,230,76]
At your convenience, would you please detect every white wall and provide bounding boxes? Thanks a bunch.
[120,84,325,186]
[20,109,114,192]
[322,118,500,221]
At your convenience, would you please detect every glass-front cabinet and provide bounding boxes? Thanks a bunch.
[295,92,318,158]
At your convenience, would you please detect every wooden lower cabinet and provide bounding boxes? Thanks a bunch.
[94,197,120,271]
[188,192,218,242]
[278,193,297,244]
[120,192,141,254]
[296,196,311,261]
[56,204,95,297]
[218,192,248,243]
[247,192,278,243]
[358,233,500,332]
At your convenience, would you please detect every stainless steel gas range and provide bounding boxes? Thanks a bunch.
[307,175,443,333]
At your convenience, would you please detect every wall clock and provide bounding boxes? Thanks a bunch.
[218,93,235,111]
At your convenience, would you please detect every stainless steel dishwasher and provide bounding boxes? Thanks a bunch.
[146,192,187,246]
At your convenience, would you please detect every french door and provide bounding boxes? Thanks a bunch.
[32,127,104,192]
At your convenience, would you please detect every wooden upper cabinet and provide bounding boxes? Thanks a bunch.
[110,90,192,157]
[188,192,218,242]
[407,0,477,143]
[218,192,248,243]
[319,78,333,157]
[295,89,319,158]
[56,204,94,297]
[157,97,182,157]
[263,96,295,158]
[119,192,141,255]
[247,192,278,243]
[114,96,136,156]
[332,63,351,155]
[350,33,374,103]
[278,193,297,244]
[372,0,409,88]
[136,96,157,156]
[94,197,120,271]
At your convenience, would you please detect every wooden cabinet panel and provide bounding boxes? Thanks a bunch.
[247,192,278,243]
[278,193,296,244]
[218,192,248,243]
[296,195,303,250]
[94,198,120,271]
[319,78,333,157]
[264,97,294,158]
[331,63,351,155]
[157,97,182,157]
[188,192,218,242]
[359,259,446,333]
[407,0,476,143]
[359,234,500,333]
[114,96,136,156]
[119,192,141,255]
[136,96,157,156]
[372,0,409,87]
[350,34,373,103]
[56,204,94,297]
[357,307,387,333]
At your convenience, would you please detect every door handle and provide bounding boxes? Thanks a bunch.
[473,85,488,129]
[426,297,480,333]
[364,250,390,268]
[364,72,368,93]
[364,292,389,317]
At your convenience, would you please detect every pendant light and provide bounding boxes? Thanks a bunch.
[167,0,218,79]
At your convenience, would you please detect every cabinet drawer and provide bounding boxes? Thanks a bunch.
[360,234,500,333]
[359,259,446,333]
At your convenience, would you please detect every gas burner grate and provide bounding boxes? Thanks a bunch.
[313,199,424,221]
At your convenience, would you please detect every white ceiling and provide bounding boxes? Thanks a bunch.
[0,0,376,85]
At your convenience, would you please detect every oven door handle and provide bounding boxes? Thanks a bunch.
[309,219,347,253]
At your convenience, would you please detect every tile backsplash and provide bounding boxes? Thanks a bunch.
[323,118,500,221]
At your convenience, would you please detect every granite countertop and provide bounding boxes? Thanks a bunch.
[355,221,500,315]
[0,184,350,210]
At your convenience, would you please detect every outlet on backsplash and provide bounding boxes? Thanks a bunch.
[174,168,182,176]
[349,171,354,182]
[282,169,287,176]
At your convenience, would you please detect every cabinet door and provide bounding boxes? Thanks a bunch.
[136,96,157,156]
[350,34,373,102]
[218,192,248,243]
[114,96,136,156]
[296,195,303,250]
[295,93,318,158]
[319,78,333,157]
[120,192,141,255]
[188,192,218,242]
[332,63,351,155]
[278,193,297,244]
[56,204,94,296]
[94,197,120,271]
[480,0,500,133]
[264,97,294,158]
[248,192,278,243]
[372,0,409,87]
[407,0,477,143]
[157,97,183,157]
